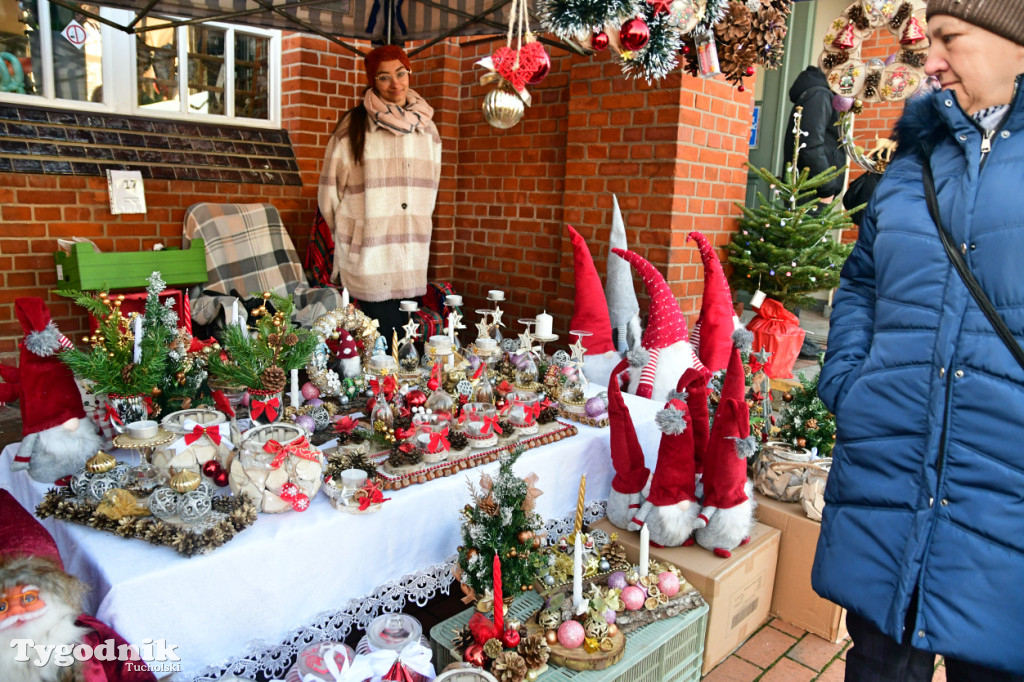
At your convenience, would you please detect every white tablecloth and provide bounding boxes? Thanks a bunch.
[0,390,662,681]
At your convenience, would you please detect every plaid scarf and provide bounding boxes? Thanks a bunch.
[364,88,435,135]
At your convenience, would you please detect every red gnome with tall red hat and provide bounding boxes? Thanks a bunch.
[564,225,620,387]
[0,490,157,682]
[2,298,102,484]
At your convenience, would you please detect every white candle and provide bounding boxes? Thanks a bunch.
[231,299,239,327]
[341,287,350,308]
[639,523,650,578]
[573,532,584,611]
[400,300,418,312]
[445,294,463,307]
[133,315,142,364]
[535,311,553,338]
[290,369,300,408]
[488,290,505,301]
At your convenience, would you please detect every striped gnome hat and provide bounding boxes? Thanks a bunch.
[607,358,649,496]
[611,248,703,399]
[688,232,740,374]
[566,225,615,354]
[699,329,758,514]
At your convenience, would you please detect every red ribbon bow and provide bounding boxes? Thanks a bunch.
[539,397,554,411]
[471,363,486,381]
[263,436,319,469]
[427,364,442,392]
[482,414,502,435]
[251,396,280,422]
[185,424,222,446]
[211,389,235,418]
[521,401,541,424]
[370,375,397,400]
[103,403,124,426]
[497,380,513,395]
[356,481,390,511]
[429,426,451,453]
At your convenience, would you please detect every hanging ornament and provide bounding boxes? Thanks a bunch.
[483,80,525,129]
[831,22,856,50]
[521,40,551,85]
[619,17,650,52]
[900,16,926,45]
[646,0,671,16]
[592,31,609,51]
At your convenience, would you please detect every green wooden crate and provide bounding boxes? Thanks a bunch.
[430,592,708,682]
[54,240,209,291]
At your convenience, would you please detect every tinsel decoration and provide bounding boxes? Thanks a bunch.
[693,0,731,34]
[517,634,550,669]
[538,0,640,40]
[492,651,528,682]
[621,9,681,82]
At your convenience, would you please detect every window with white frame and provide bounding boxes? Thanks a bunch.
[0,0,281,126]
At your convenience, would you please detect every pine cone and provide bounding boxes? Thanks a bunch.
[719,42,757,84]
[517,634,550,669]
[538,407,557,425]
[267,333,281,347]
[449,431,469,451]
[478,494,499,517]
[451,625,475,655]
[388,446,423,468]
[492,651,527,682]
[284,332,298,347]
[498,421,516,437]
[715,2,752,42]
[261,366,287,392]
[806,418,819,430]
[483,637,504,659]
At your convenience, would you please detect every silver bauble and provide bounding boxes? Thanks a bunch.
[309,405,331,431]
[87,475,116,502]
[483,81,525,129]
[177,490,212,524]
[148,487,179,519]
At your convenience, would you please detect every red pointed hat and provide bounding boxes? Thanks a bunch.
[701,334,754,511]
[611,248,689,350]
[337,329,358,360]
[607,358,649,495]
[3,298,86,437]
[688,232,736,374]
[0,489,63,569]
[646,386,697,507]
[675,366,712,476]
[566,225,615,354]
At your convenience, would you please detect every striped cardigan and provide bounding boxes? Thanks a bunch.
[317,106,442,302]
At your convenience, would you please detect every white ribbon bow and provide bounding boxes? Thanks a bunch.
[167,418,235,455]
[338,642,436,682]
[301,644,353,682]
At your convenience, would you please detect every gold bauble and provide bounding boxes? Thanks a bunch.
[86,451,117,474]
[526,670,539,682]
[170,469,201,493]
[782,392,794,402]
[544,630,558,645]
[797,437,808,448]
[626,569,640,585]
[509,548,518,558]
[607,623,619,637]
[483,80,525,130]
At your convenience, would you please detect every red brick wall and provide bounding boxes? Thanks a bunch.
[0,36,754,362]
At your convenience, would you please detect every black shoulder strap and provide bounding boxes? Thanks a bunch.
[921,159,1024,371]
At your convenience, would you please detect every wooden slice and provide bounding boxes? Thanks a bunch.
[524,616,625,672]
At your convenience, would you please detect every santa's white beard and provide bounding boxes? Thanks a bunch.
[25,421,103,484]
[627,341,697,403]
[0,598,89,682]
[581,351,621,389]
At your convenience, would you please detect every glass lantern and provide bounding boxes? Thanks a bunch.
[461,402,499,448]
[506,390,541,435]
[424,386,456,423]
[412,412,451,463]
[514,353,540,389]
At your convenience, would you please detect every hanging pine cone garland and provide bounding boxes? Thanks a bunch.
[492,651,528,682]
[517,634,550,669]
[261,366,287,392]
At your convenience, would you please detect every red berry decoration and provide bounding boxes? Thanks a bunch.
[746,66,756,76]
[592,31,609,51]
[619,17,650,52]
[738,85,746,92]
[201,460,222,478]
[501,628,521,648]
[291,493,311,511]
[463,643,485,668]
[212,470,230,487]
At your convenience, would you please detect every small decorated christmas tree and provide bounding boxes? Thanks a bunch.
[776,355,836,457]
[728,107,859,311]
[457,445,546,599]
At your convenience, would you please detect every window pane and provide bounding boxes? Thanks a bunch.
[50,4,101,101]
[235,32,269,120]
[0,0,38,95]
[136,17,178,110]
[187,24,224,115]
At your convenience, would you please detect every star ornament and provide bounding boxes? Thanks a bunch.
[446,310,464,337]
[402,318,421,342]
[517,332,535,356]
[569,337,588,364]
[491,306,505,328]
[753,348,773,364]
[476,320,491,340]
[646,0,671,15]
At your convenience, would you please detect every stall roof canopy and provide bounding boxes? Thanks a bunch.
[59,0,569,56]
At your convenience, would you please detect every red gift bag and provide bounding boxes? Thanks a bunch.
[745,298,805,379]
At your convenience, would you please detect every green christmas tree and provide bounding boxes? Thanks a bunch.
[728,107,860,311]
[457,445,546,599]
[776,355,836,457]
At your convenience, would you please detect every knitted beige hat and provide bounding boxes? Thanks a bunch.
[927,0,1024,46]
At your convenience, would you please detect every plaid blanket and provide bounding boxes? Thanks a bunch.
[304,208,334,287]
[184,203,342,329]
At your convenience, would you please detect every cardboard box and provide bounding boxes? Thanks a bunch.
[592,518,780,674]
[754,494,848,642]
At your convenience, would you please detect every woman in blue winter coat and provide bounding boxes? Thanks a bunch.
[813,1,1024,680]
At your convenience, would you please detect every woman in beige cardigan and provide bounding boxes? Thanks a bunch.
[318,44,442,350]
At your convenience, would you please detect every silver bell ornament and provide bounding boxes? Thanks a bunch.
[483,80,525,130]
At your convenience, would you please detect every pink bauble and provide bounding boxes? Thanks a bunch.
[832,94,854,112]
[294,415,316,433]
[306,398,324,407]
[585,396,608,418]
[621,585,646,611]
[607,571,627,590]
[301,382,321,401]
[658,571,680,597]
[557,620,585,649]
[603,607,617,624]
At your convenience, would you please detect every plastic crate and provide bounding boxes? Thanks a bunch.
[430,592,708,682]
[54,240,208,291]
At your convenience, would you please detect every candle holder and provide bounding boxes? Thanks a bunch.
[487,291,505,345]
[459,402,499,448]
[397,301,422,373]
[412,412,451,463]
[505,390,540,435]
[530,332,559,363]
[113,427,175,489]
[444,295,465,351]
[559,330,592,414]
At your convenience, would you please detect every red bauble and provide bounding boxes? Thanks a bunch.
[592,31,609,51]
[738,85,746,92]
[501,628,521,648]
[527,50,551,85]
[366,397,376,414]
[619,17,650,52]
[463,644,485,668]
[212,470,230,487]
[745,66,756,76]
[291,493,311,511]
[405,389,427,409]
[201,460,222,478]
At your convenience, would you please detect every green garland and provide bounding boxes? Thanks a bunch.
[57,272,173,396]
[776,355,836,457]
[621,9,681,82]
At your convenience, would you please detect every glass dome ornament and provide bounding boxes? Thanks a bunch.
[397,301,422,372]
[559,330,592,415]
[514,352,540,389]
[443,294,465,353]
[370,397,394,434]
[487,290,506,345]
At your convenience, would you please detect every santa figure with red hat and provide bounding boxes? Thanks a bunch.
[1,298,102,484]
[0,490,157,682]
[328,328,362,378]
[564,225,621,387]
[693,329,758,558]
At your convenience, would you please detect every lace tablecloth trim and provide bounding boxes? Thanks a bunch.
[183,501,608,681]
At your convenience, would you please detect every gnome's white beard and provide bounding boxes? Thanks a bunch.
[627,341,697,403]
[581,351,621,389]
[0,595,89,682]
[695,481,756,555]
[21,420,103,484]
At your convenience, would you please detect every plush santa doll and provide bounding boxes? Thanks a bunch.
[0,490,156,682]
[1,298,102,484]
[694,329,759,558]
[564,225,620,387]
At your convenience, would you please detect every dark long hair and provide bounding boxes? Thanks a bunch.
[334,102,369,166]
